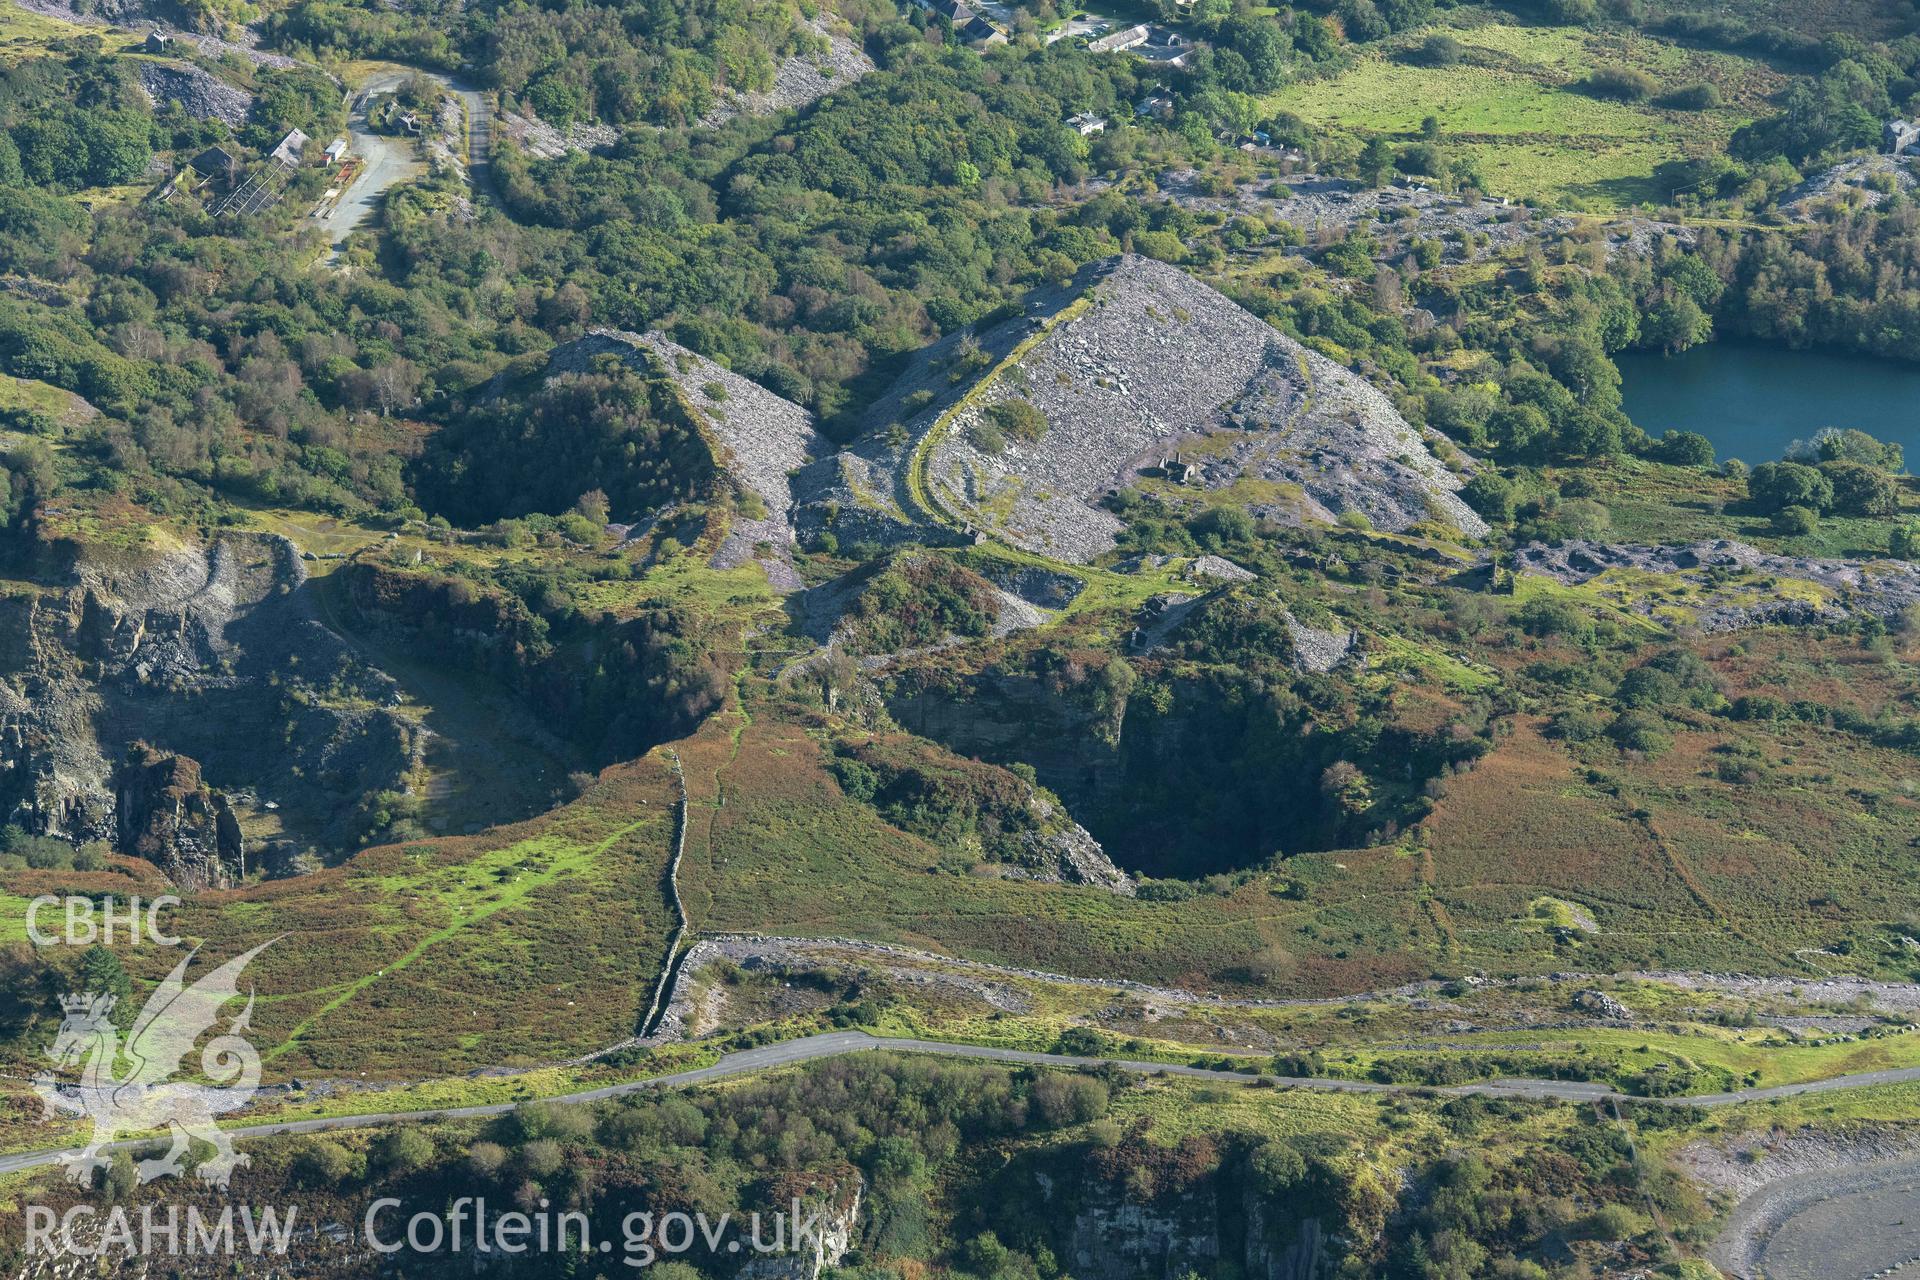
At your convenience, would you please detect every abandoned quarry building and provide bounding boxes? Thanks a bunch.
[270,128,310,167]
[190,145,238,182]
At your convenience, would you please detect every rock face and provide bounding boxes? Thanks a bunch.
[115,744,242,890]
[1571,988,1633,1021]
[136,61,253,128]
[796,256,1486,561]
[1016,815,1134,894]
[0,534,419,879]
[1042,1166,1333,1280]
[1512,538,1920,630]
[736,1170,864,1279]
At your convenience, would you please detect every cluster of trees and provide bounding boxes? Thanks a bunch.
[827,733,1082,867]
[1748,434,1905,531]
[0,46,156,193]
[1733,34,1920,168]
[480,46,1209,432]
[269,0,899,127]
[414,360,716,525]
[343,561,726,763]
[244,1053,1693,1280]
[834,556,1002,652]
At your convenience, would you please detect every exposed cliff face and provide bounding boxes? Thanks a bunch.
[737,1169,864,1279]
[0,533,419,880]
[114,744,243,890]
[1004,1146,1339,1280]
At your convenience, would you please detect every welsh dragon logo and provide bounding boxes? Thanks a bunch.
[34,941,274,1188]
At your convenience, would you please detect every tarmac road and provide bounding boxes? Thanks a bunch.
[314,68,491,246]
[11,1032,1920,1179]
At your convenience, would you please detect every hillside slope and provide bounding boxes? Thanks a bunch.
[543,328,828,587]
[798,256,1487,561]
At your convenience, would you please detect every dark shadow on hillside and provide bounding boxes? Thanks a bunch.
[305,572,581,840]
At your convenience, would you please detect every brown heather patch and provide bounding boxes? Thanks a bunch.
[43,755,692,1078]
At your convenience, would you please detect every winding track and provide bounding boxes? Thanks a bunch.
[11,1031,1920,1179]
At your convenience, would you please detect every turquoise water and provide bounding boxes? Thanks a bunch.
[1615,342,1920,466]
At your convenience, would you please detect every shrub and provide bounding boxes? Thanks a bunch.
[1660,82,1723,110]
[1656,430,1715,467]
[1607,711,1672,756]
[1192,505,1255,544]
[1463,472,1515,523]
[521,1137,565,1176]
[1028,1074,1110,1126]
[1616,666,1683,708]
[982,399,1048,444]
[1889,522,1920,560]
[293,1138,363,1187]
[968,419,1007,454]
[372,1127,434,1173]
[1054,1027,1108,1056]
[1771,504,1818,536]
[1545,709,1603,741]
[1575,1202,1647,1241]
[1410,33,1464,65]
[1517,597,1594,643]
[1580,67,1658,102]
[467,1141,510,1177]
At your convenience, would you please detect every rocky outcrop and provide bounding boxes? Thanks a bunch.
[1778,154,1918,220]
[1015,797,1134,894]
[1282,610,1353,673]
[136,61,252,128]
[493,107,617,159]
[736,1169,863,1279]
[114,744,242,890]
[1039,1161,1336,1280]
[0,534,419,880]
[1571,988,1633,1021]
[1512,538,1920,630]
[1188,554,1257,584]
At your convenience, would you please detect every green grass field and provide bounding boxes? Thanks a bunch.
[1266,20,1784,209]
